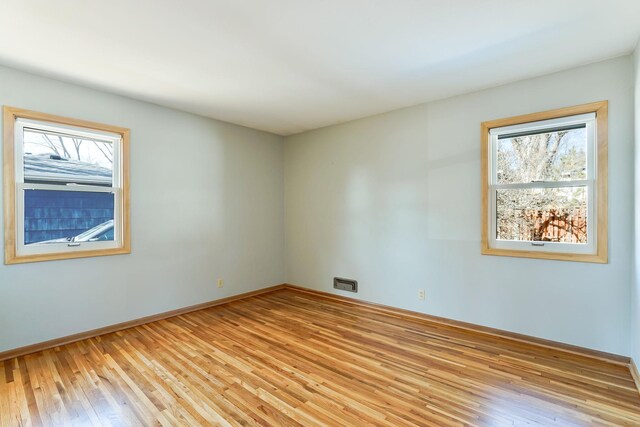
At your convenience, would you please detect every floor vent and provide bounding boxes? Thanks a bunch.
[334,277,358,293]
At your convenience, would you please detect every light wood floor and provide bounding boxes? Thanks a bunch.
[1,288,639,426]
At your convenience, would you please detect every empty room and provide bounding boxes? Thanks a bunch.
[2,1,640,425]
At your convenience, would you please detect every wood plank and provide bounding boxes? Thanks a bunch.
[0,285,287,362]
[631,358,640,398]
[284,285,630,366]
[1,287,638,426]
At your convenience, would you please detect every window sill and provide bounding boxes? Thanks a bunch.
[5,246,131,265]
[480,246,607,263]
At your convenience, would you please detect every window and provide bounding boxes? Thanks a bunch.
[481,102,607,263]
[3,106,130,264]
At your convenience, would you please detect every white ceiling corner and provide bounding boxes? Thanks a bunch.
[1,0,639,135]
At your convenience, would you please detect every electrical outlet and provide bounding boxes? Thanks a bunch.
[217,279,224,288]
[418,289,425,300]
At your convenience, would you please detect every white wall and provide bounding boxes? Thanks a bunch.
[284,56,634,356]
[0,65,285,353]
[1,55,634,357]
[632,44,640,363]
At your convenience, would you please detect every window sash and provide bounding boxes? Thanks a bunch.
[18,118,122,143]
[489,112,595,137]
[14,119,124,257]
[491,180,589,190]
[15,118,122,188]
[489,183,595,254]
[15,184,123,257]
[487,113,597,254]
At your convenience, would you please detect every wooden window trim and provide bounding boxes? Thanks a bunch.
[480,101,608,263]
[3,106,131,264]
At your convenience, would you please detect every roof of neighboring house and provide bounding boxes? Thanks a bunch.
[24,154,112,185]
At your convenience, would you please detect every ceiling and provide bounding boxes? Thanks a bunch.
[1,1,639,136]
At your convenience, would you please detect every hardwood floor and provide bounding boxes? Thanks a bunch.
[1,288,639,426]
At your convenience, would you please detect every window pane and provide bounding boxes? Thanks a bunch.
[24,189,115,245]
[23,129,113,185]
[496,187,587,243]
[496,126,587,184]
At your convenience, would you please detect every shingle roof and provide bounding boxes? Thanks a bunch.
[24,154,112,185]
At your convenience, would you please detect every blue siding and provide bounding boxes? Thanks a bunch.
[24,190,114,244]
